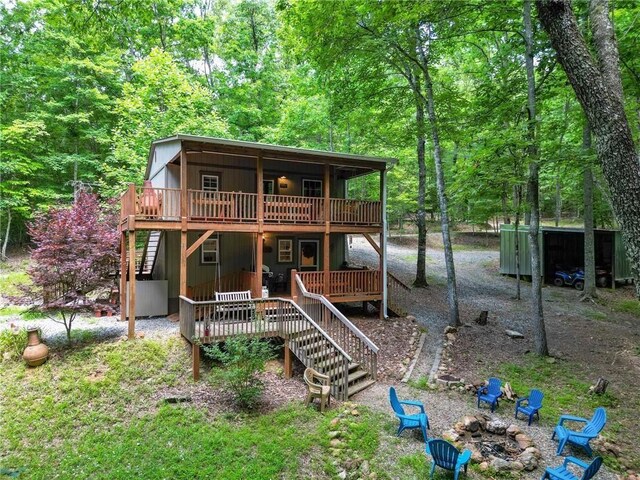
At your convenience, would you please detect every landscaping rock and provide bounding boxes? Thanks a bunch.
[475,415,487,431]
[515,433,533,449]
[330,439,344,448]
[485,419,508,435]
[351,409,360,416]
[469,445,484,464]
[505,329,524,339]
[338,470,347,480]
[517,451,539,471]
[330,418,341,427]
[328,431,341,439]
[463,415,479,432]
[510,461,525,472]
[479,462,489,471]
[443,429,460,443]
[444,325,457,334]
[524,447,542,459]
[360,460,370,475]
[506,424,522,438]
[454,422,466,435]
[490,457,512,471]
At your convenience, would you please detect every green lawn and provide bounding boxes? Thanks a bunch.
[0,335,428,480]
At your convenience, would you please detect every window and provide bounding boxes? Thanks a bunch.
[302,179,322,198]
[277,238,293,263]
[201,174,219,192]
[263,180,275,195]
[201,236,219,264]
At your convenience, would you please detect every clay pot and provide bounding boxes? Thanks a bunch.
[23,328,49,367]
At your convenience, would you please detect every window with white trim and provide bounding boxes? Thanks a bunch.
[302,179,322,198]
[277,238,293,263]
[201,236,219,264]
[201,174,219,192]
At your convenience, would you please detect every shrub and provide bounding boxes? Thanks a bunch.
[0,326,28,360]
[203,335,277,410]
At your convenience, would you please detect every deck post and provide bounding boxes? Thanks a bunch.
[290,269,298,303]
[283,343,293,379]
[323,163,331,296]
[119,232,126,322]
[127,227,136,338]
[180,227,187,297]
[180,144,187,218]
[255,232,263,297]
[380,168,388,319]
[192,342,200,381]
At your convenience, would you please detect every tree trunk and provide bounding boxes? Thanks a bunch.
[537,0,640,298]
[582,122,598,300]
[514,184,522,300]
[423,64,460,327]
[1,209,11,261]
[555,177,561,227]
[414,96,428,288]
[524,0,548,355]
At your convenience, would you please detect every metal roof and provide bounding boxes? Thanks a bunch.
[150,134,398,167]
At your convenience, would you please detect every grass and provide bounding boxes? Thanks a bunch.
[611,299,640,318]
[0,305,45,320]
[0,335,399,480]
[0,271,30,298]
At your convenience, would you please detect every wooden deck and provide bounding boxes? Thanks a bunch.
[120,185,382,232]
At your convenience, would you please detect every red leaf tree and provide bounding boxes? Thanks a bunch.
[25,193,119,341]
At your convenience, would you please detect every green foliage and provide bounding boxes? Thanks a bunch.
[611,299,640,318]
[203,335,277,409]
[0,326,27,360]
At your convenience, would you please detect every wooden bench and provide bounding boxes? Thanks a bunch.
[214,290,255,322]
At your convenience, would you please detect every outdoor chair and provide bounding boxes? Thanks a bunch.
[304,367,330,412]
[389,386,429,441]
[214,290,255,322]
[515,389,544,425]
[541,456,603,480]
[552,407,606,456]
[477,377,502,412]
[426,439,471,480]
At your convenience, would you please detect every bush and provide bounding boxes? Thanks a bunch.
[0,326,28,360]
[203,335,277,410]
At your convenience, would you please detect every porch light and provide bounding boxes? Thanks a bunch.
[279,175,287,179]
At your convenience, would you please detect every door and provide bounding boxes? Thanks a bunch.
[298,240,319,271]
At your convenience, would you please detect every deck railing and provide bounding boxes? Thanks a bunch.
[330,199,382,225]
[187,271,256,301]
[297,270,382,298]
[188,190,257,222]
[295,275,378,382]
[179,295,351,399]
[264,194,324,224]
[121,184,382,227]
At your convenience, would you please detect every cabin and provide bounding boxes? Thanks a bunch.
[118,135,407,399]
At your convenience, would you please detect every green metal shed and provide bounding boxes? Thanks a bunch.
[499,224,634,286]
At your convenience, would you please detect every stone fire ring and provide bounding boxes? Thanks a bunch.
[442,414,542,472]
[435,374,464,387]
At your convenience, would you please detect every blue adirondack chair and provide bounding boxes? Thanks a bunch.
[552,407,607,456]
[389,386,429,441]
[541,456,603,480]
[515,389,544,425]
[426,439,471,480]
[477,377,502,412]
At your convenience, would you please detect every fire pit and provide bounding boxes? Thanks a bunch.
[435,374,463,387]
[442,415,541,472]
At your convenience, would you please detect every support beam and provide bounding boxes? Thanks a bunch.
[257,151,264,230]
[192,342,200,381]
[283,343,293,379]
[180,230,187,297]
[323,163,331,295]
[186,229,215,258]
[255,233,263,296]
[119,233,126,322]
[180,145,188,218]
[291,269,298,303]
[380,169,388,319]
[127,230,136,338]
[362,233,381,255]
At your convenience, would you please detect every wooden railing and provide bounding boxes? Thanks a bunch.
[179,295,351,399]
[295,275,378,384]
[120,183,382,227]
[187,271,256,301]
[264,194,324,224]
[188,190,257,222]
[331,199,382,225]
[387,272,411,317]
[297,270,382,298]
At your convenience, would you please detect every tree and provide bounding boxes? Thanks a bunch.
[524,0,548,355]
[537,0,640,298]
[24,193,119,342]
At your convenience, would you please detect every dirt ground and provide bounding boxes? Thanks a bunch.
[348,233,640,471]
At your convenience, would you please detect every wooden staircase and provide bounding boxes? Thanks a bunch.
[125,231,162,278]
[288,327,376,399]
[387,272,411,317]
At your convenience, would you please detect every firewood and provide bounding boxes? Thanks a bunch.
[502,382,517,401]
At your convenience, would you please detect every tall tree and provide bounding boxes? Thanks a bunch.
[524,0,548,355]
[537,0,640,298]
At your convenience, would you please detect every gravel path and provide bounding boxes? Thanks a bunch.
[1,315,178,348]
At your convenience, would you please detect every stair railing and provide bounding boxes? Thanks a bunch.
[178,295,352,400]
[295,275,378,382]
[387,271,411,317]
